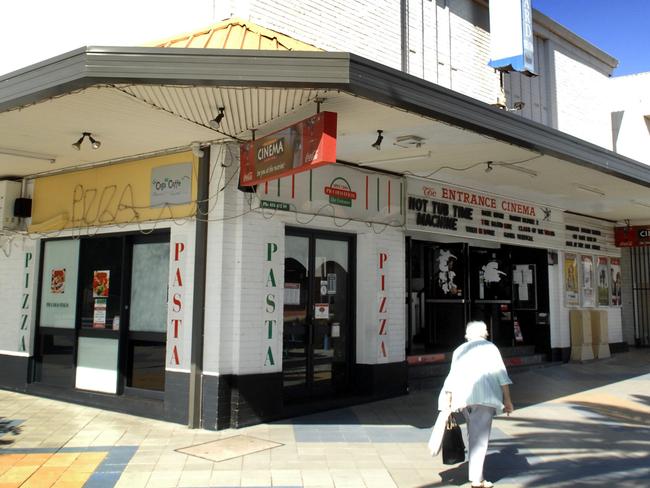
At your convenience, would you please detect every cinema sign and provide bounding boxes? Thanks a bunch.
[239,112,337,187]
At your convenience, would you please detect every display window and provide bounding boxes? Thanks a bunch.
[407,239,551,354]
[34,231,170,395]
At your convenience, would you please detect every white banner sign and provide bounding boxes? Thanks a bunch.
[406,178,564,249]
[256,163,404,226]
[564,215,618,256]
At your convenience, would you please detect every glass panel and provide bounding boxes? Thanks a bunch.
[79,238,123,329]
[75,336,119,393]
[39,240,80,328]
[129,242,170,332]
[283,236,309,391]
[313,239,349,390]
[35,332,75,386]
[129,340,166,391]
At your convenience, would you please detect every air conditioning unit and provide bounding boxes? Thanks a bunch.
[0,180,22,230]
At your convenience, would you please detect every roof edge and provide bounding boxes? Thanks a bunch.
[347,53,649,188]
[1,46,647,191]
[533,9,618,70]
[0,47,351,112]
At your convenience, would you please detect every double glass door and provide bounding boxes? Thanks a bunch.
[283,229,354,401]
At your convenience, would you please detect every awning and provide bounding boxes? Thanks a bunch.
[1,46,649,222]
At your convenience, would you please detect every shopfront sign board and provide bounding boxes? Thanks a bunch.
[614,225,650,247]
[406,178,564,250]
[488,0,535,73]
[240,112,337,187]
[151,163,193,207]
[257,163,403,226]
[565,215,618,255]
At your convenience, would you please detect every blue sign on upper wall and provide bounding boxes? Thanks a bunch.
[488,0,536,75]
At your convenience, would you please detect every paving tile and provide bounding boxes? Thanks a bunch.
[208,469,242,487]
[114,472,151,488]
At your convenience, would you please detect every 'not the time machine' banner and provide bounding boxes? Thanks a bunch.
[406,177,565,249]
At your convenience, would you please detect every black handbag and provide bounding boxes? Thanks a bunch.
[442,414,465,465]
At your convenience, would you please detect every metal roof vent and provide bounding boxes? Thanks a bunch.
[394,135,425,148]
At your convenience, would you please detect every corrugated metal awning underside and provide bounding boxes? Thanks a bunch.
[2,82,650,222]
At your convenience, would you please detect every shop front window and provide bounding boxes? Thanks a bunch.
[35,231,170,394]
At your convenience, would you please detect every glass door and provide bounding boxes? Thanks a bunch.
[283,229,354,401]
[423,243,468,351]
[76,237,124,393]
[125,235,169,392]
[469,247,513,346]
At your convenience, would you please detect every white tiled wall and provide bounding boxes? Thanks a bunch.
[203,143,406,376]
[0,236,36,354]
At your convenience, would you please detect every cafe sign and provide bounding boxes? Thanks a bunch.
[240,112,337,186]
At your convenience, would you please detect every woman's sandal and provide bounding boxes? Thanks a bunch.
[471,482,494,488]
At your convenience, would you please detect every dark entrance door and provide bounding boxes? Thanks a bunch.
[469,247,513,346]
[282,229,354,401]
[422,243,468,351]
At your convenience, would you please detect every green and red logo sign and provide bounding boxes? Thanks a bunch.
[324,177,356,207]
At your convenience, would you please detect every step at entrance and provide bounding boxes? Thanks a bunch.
[407,346,554,391]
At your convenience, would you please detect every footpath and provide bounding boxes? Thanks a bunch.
[0,348,648,488]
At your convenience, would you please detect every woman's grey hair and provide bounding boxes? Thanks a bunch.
[465,321,489,340]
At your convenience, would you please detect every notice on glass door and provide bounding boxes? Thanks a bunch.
[93,298,107,328]
[314,303,329,319]
[284,283,300,305]
[92,270,110,298]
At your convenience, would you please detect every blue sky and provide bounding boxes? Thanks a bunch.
[533,0,650,76]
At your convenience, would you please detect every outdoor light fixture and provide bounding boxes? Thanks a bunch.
[209,107,226,129]
[72,132,101,150]
[573,183,605,197]
[371,130,384,150]
[485,161,494,173]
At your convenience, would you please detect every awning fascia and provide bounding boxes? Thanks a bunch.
[1,46,648,188]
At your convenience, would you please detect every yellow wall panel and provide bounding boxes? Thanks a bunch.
[30,151,197,232]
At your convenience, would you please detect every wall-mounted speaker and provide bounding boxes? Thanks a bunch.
[13,198,32,218]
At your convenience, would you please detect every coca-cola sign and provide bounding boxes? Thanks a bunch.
[240,112,337,186]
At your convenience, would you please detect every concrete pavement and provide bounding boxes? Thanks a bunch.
[0,348,648,487]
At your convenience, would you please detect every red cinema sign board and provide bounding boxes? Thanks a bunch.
[615,226,650,247]
[239,111,337,186]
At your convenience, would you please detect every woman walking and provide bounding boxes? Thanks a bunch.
[439,321,514,488]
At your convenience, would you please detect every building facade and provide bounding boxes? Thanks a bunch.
[0,3,648,428]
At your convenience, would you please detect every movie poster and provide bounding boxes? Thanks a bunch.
[433,247,465,299]
[581,255,594,308]
[596,257,610,306]
[564,253,579,307]
[610,258,622,306]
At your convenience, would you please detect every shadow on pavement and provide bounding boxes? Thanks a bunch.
[0,417,21,446]
[483,399,650,487]
[420,447,531,487]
